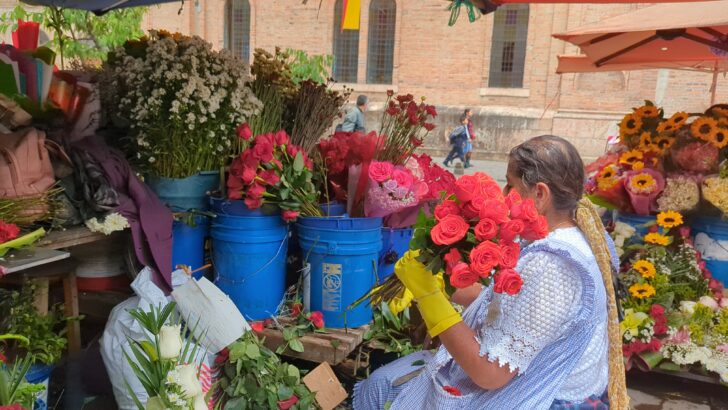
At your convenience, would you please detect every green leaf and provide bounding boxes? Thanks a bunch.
[277,385,294,401]
[293,152,304,172]
[245,343,261,359]
[289,338,305,353]
[280,188,290,200]
[287,365,300,382]
[586,195,618,211]
[229,343,246,361]
[411,360,425,366]
[139,340,158,362]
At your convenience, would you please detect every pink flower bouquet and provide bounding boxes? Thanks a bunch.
[624,168,665,215]
[364,161,428,218]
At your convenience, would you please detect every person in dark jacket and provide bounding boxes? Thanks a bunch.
[443,114,470,167]
[463,108,476,168]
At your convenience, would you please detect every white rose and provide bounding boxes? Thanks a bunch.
[699,296,720,311]
[159,324,183,360]
[177,364,203,398]
[614,236,626,247]
[145,396,165,410]
[680,301,697,315]
[192,394,208,410]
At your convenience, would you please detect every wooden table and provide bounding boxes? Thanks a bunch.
[0,247,81,354]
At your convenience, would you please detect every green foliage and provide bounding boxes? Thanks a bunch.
[0,5,145,65]
[279,49,333,85]
[714,309,728,339]
[213,332,316,410]
[0,350,43,408]
[364,303,422,357]
[0,286,71,365]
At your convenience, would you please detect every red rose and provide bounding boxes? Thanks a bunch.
[392,168,414,189]
[469,241,501,277]
[479,180,504,201]
[454,175,479,202]
[291,303,302,317]
[305,157,314,170]
[369,161,394,183]
[241,149,259,168]
[499,241,520,269]
[252,138,274,163]
[710,278,724,292]
[622,343,634,358]
[409,135,424,147]
[0,220,20,243]
[272,158,284,170]
[274,130,290,146]
[236,123,252,140]
[287,144,301,158]
[229,189,243,200]
[250,321,265,333]
[500,219,525,242]
[463,195,489,220]
[442,386,461,396]
[0,404,26,410]
[282,210,299,222]
[430,214,470,245]
[0,351,6,364]
[242,165,257,185]
[259,169,280,186]
[435,199,460,221]
[386,106,401,116]
[649,304,665,318]
[443,248,462,270]
[424,123,436,131]
[215,347,229,366]
[474,218,498,242]
[425,105,438,118]
[278,395,299,410]
[244,196,262,209]
[648,339,662,352]
[505,190,522,208]
[511,199,539,223]
[494,269,523,295]
[309,311,325,328]
[479,200,510,224]
[248,183,266,199]
[522,216,549,241]
[450,262,479,289]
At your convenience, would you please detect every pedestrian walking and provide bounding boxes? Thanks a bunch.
[337,95,368,133]
[464,108,476,168]
[443,114,469,168]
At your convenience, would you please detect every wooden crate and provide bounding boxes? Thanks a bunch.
[260,318,369,365]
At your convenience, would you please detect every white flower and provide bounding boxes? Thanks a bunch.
[192,394,207,410]
[165,368,180,385]
[84,213,130,235]
[699,296,720,311]
[149,156,156,163]
[176,364,203,398]
[680,301,697,315]
[159,324,183,360]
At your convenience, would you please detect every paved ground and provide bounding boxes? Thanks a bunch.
[432,156,508,184]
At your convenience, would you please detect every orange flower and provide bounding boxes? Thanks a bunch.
[712,127,728,149]
[597,164,621,191]
[691,116,718,142]
[667,111,689,129]
[636,105,660,119]
[620,114,643,136]
[628,173,657,194]
[653,136,675,154]
[619,150,644,166]
[656,120,675,134]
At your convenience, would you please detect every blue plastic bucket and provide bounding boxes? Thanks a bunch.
[147,171,219,211]
[209,197,281,216]
[378,227,414,282]
[172,215,209,279]
[211,213,289,320]
[26,364,53,410]
[319,202,347,217]
[616,212,656,239]
[692,216,728,285]
[297,217,382,328]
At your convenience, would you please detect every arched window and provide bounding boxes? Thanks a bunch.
[226,0,251,62]
[333,0,360,83]
[366,0,396,84]
[488,4,529,88]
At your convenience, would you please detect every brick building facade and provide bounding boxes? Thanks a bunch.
[2,0,726,159]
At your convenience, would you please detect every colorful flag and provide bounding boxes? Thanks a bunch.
[342,0,361,31]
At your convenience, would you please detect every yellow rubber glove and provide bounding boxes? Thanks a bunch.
[388,273,446,316]
[394,250,462,337]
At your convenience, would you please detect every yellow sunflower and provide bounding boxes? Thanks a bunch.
[711,107,728,118]
[691,116,719,142]
[711,127,728,149]
[719,118,728,128]
[644,232,671,246]
[632,161,645,171]
[638,132,655,151]
[656,210,684,229]
[619,150,644,166]
[656,120,675,134]
[653,136,675,154]
[636,105,660,119]
[628,173,657,194]
[620,114,643,136]
[597,165,621,191]
[667,111,689,129]
[629,283,656,300]
[633,260,657,279]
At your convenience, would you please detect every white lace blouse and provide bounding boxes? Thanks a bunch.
[477,227,609,401]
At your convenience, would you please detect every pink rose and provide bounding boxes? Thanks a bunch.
[236,123,252,140]
[242,166,257,185]
[392,168,414,189]
[287,144,300,158]
[494,269,524,295]
[282,210,300,222]
[450,263,479,289]
[244,196,262,209]
[247,183,266,199]
[430,214,470,246]
[259,169,280,186]
[369,161,394,183]
[274,130,290,146]
[252,138,274,163]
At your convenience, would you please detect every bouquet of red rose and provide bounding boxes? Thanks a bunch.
[361,172,549,306]
[227,126,320,221]
[375,92,437,164]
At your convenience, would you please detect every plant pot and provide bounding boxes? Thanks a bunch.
[146,171,219,211]
[25,363,54,410]
[209,197,280,216]
[172,215,210,278]
[692,216,728,286]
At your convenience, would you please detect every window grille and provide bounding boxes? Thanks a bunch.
[488,4,529,88]
[333,0,360,83]
[366,0,396,84]
[226,0,251,62]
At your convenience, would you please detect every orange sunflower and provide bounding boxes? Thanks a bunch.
[651,136,675,155]
[691,116,719,142]
[636,105,660,119]
[629,283,656,299]
[656,120,675,134]
[633,260,657,279]
[712,127,728,149]
[619,150,644,166]
[620,114,643,136]
[711,107,728,118]
[638,132,655,152]
[597,164,621,191]
[656,210,683,229]
[628,173,657,194]
[667,111,689,129]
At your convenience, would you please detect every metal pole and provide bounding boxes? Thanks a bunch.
[710,63,719,106]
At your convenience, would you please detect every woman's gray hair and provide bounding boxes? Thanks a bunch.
[508,135,584,212]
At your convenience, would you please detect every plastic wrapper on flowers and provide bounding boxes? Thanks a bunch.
[656,175,700,213]
[702,175,728,215]
[625,168,665,215]
[364,161,428,218]
[671,142,719,174]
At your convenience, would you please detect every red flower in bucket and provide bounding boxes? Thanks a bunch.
[277,394,299,410]
[250,321,265,333]
[308,311,325,329]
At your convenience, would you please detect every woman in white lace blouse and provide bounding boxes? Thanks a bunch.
[354,135,628,409]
